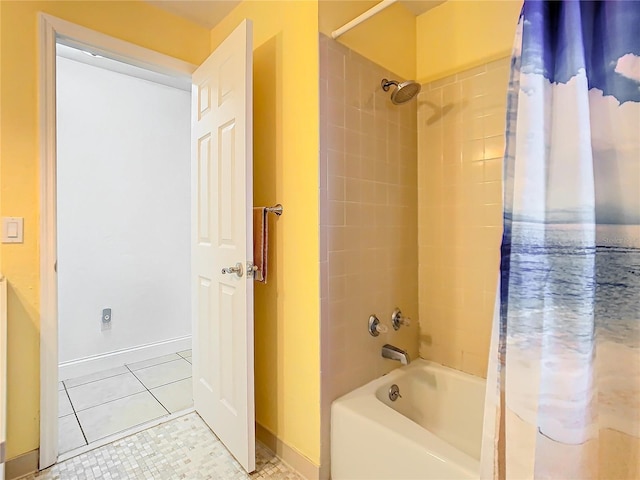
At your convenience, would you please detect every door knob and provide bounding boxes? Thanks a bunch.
[221,262,244,277]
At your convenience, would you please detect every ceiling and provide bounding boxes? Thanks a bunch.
[146,0,443,30]
[145,0,242,29]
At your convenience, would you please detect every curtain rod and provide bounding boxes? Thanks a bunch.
[331,0,398,39]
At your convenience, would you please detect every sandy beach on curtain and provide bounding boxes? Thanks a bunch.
[505,339,639,442]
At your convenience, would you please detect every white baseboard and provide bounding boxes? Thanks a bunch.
[59,335,191,380]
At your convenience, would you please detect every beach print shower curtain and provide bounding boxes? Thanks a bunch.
[481,2,640,479]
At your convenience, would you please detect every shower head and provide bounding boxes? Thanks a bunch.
[381,78,421,105]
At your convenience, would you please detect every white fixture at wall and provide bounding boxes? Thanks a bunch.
[2,217,24,243]
[331,0,398,39]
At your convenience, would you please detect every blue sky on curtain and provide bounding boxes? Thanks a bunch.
[481,1,640,478]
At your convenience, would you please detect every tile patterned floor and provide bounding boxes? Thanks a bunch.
[26,413,302,480]
[58,350,194,454]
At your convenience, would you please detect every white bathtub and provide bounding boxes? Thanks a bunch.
[331,359,486,480]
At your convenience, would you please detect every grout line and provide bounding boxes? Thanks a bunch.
[68,364,157,413]
[64,353,187,389]
[126,354,193,415]
[62,383,76,416]
[124,364,148,390]
[68,363,149,414]
[125,364,146,387]
[74,413,89,448]
[62,352,192,451]
[63,369,130,389]
[146,389,172,416]
[128,355,187,372]
[126,358,192,391]
[126,364,172,416]
[148,375,192,391]
[129,361,193,414]
[62,382,89,447]
[72,388,148,414]
[74,380,169,446]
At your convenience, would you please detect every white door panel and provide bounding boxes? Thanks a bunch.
[192,19,254,473]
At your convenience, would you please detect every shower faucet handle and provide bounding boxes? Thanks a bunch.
[391,308,411,330]
[368,314,389,337]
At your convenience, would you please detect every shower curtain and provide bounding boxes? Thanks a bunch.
[481,1,640,479]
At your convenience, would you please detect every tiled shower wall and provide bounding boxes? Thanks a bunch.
[417,58,510,378]
[319,34,419,472]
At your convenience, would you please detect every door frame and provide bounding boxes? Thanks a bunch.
[38,13,197,469]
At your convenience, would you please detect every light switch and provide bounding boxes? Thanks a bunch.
[8,222,18,238]
[2,217,24,243]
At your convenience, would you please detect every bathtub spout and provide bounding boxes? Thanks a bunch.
[382,344,410,365]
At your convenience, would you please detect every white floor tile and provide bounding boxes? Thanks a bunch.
[76,391,167,443]
[28,414,303,479]
[63,366,129,388]
[151,378,193,413]
[58,414,86,454]
[133,358,191,389]
[67,372,145,412]
[126,353,181,371]
[59,390,73,417]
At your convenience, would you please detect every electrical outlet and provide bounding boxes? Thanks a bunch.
[101,308,112,331]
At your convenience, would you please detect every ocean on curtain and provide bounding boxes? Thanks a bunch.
[481,1,640,479]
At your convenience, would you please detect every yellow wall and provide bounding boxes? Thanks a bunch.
[319,0,416,80]
[0,0,210,460]
[210,1,320,466]
[416,0,522,82]
[0,0,518,469]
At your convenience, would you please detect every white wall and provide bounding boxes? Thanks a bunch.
[56,54,191,365]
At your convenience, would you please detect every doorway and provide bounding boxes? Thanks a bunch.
[39,13,255,474]
[55,41,193,457]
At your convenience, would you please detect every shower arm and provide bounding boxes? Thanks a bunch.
[381,79,399,91]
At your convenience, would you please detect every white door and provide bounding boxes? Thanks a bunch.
[191,20,255,473]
